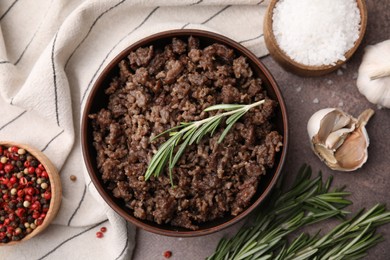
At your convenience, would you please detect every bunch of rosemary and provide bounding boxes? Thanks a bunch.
[207,165,390,260]
[145,100,265,185]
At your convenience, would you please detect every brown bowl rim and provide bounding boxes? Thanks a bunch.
[264,0,367,75]
[81,29,288,237]
[0,141,62,246]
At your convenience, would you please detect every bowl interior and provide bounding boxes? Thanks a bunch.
[264,0,367,76]
[82,29,288,236]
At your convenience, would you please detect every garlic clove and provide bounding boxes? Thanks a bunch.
[307,108,374,171]
[325,127,355,150]
[331,112,352,132]
[334,128,368,171]
[307,108,335,140]
[317,109,353,143]
[313,143,338,165]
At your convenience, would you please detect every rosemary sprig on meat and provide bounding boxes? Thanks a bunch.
[207,165,390,260]
[144,99,265,185]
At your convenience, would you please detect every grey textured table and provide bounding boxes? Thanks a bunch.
[133,1,390,259]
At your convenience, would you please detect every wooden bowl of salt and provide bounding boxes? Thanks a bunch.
[264,0,367,77]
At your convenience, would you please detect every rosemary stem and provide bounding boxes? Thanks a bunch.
[193,99,265,128]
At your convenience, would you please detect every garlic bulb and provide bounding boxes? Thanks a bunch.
[307,108,374,171]
[357,40,390,108]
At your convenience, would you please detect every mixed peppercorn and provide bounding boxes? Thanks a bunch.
[96,226,107,239]
[0,145,51,243]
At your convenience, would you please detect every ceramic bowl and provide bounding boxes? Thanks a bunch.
[81,29,288,237]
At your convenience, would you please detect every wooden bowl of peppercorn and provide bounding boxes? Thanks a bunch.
[0,141,62,245]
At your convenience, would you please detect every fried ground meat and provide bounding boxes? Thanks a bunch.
[90,36,283,230]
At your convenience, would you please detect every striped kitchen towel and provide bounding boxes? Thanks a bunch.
[0,0,269,259]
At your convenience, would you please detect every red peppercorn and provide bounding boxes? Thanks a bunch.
[0,232,5,240]
[43,191,51,200]
[9,176,17,184]
[28,167,35,174]
[1,177,9,185]
[96,231,104,238]
[35,168,42,176]
[16,208,26,218]
[26,187,35,196]
[6,226,14,234]
[24,194,32,201]
[23,161,30,168]
[41,171,48,178]
[32,210,40,219]
[19,177,28,186]
[0,162,3,170]
[100,227,107,233]
[17,189,25,197]
[4,164,13,173]
[163,250,172,258]
[11,146,19,153]
[36,218,44,226]
[2,193,9,201]
[38,164,45,171]
[31,203,40,211]
[3,218,10,226]
[3,204,10,212]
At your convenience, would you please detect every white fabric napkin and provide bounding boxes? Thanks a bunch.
[0,0,269,259]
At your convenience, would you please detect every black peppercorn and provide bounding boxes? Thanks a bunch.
[27,215,33,223]
[9,202,16,210]
[12,235,21,241]
[30,160,38,168]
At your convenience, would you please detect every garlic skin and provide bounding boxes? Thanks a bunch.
[307,108,374,171]
[357,40,390,108]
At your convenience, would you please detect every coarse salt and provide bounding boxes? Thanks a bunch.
[272,0,361,66]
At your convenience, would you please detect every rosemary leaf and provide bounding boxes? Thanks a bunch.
[171,136,191,169]
[144,100,265,183]
[209,117,222,137]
